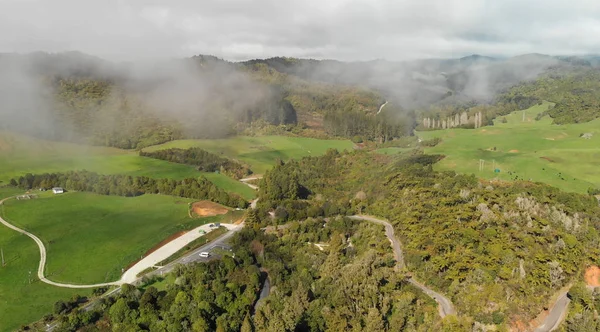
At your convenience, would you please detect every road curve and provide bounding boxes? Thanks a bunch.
[0,197,120,289]
[348,215,456,318]
[534,291,570,332]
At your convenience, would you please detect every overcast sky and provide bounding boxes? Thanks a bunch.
[1,0,600,61]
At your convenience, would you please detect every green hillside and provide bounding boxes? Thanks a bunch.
[0,131,255,199]
[142,136,355,174]
[417,101,600,193]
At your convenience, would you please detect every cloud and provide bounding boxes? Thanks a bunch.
[1,0,600,61]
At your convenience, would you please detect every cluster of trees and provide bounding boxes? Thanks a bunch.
[44,215,445,331]
[10,171,248,208]
[140,148,252,179]
[323,109,412,142]
[560,282,600,331]
[47,257,261,331]
[254,149,600,327]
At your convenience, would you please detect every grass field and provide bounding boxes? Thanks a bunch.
[417,101,600,193]
[0,131,255,199]
[0,192,234,285]
[142,136,355,174]
[0,187,84,332]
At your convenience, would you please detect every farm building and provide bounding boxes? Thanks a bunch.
[52,187,64,194]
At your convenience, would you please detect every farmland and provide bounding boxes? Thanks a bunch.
[141,136,355,174]
[0,188,83,332]
[0,131,254,199]
[0,192,237,284]
[417,101,600,193]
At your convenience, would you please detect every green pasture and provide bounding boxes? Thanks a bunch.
[417,101,600,193]
[0,131,254,199]
[141,136,355,174]
[0,192,211,285]
[0,187,83,332]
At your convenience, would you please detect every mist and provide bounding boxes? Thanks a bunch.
[0,53,277,148]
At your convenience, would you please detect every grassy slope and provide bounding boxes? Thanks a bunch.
[142,136,355,174]
[0,192,208,284]
[0,188,83,332]
[0,131,255,199]
[417,101,600,193]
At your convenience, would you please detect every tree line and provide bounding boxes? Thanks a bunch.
[10,171,248,208]
[140,148,252,179]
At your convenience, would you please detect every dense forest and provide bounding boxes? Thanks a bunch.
[36,215,452,332]
[10,171,248,208]
[140,148,252,179]
[255,149,600,327]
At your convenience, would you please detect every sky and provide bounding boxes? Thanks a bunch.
[1,0,600,61]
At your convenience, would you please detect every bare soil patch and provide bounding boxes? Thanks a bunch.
[585,266,600,287]
[509,149,519,153]
[192,200,229,217]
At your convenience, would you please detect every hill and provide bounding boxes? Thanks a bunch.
[0,52,410,150]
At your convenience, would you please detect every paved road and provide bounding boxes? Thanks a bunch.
[348,215,456,317]
[121,223,242,283]
[534,291,570,332]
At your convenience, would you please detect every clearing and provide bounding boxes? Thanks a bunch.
[192,200,230,217]
[141,136,355,174]
[417,101,600,193]
[585,266,600,287]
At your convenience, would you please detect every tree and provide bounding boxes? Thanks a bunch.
[241,314,253,332]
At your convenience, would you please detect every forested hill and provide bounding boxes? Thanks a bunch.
[0,52,412,149]
[2,52,599,149]
[255,149,600,328]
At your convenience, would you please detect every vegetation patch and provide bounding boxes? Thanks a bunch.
[142,135,355,174]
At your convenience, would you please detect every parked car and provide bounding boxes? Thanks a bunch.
[199,252,210,258]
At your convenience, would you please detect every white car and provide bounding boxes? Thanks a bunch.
[199,252,210,258]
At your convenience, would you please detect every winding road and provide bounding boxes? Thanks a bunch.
[349,215,456,317]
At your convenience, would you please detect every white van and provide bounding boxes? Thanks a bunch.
[199,252,210,258]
